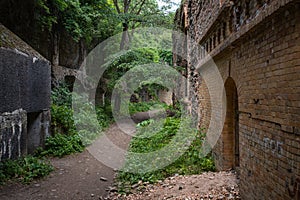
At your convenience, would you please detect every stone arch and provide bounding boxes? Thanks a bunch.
[222,77,239,169]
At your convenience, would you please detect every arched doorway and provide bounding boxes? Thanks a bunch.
[223,77,239,169]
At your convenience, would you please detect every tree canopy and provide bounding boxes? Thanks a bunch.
[112,0,176,49]
[36,0,117,43]
[35,0,176,46]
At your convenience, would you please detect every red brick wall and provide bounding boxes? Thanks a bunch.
[175,0,300,199]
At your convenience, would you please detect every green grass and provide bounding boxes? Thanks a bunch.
[116,116,215,193]
[128,101,168,115]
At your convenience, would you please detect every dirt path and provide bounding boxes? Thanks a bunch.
[0,150,114,200]
[0,123,133,200]
[0,123,239,200]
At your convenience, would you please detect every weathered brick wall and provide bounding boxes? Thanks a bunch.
[175,0,300,199]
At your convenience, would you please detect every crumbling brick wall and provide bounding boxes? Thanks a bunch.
[174,0,300,199]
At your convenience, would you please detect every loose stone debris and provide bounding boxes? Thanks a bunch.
[107,171,240,200]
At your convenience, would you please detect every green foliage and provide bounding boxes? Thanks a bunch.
[129,117,180,153]
[38,133,84,157]
[112,0,175,30]
[51,82,76,135]
[50,82,112,155]
[103,48,176,106]
[0,156,53,184]
[51,82,72,107]
[116,116,215,193]
[73,93,111,145]
[159,49,173,65]
[35,0,117,42]
[136,119,154,128]
[96,106,113,127]
[128,101,167,115]
[135,48,160,63]
[105,48,160,72]
[51,104,76,135]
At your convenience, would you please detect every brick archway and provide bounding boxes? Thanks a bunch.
[222,77,239,169]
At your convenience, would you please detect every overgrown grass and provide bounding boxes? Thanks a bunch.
[116,116,215,193]
[0,156,53,184]
[128,101,168,115]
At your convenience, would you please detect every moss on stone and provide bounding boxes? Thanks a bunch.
[0,24,46,60]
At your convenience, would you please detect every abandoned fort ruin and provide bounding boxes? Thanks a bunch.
[174,0,300,199]
[0,24,51,160]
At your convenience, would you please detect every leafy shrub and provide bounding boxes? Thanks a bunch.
[96,106,112,127]
[158,49,173,65]
[51,82,72,107]
[50,82,112,149]
[0,156,53,184]
[51,104,76,135]
[103,48,172,102]
[38,133,84,157]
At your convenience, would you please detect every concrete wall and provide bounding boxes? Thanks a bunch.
[175,0,300,199]
[0,109,27,160]
[0,24,51,160]
[0,49,51,113]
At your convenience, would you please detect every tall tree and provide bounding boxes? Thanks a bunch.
[112,0,175,50]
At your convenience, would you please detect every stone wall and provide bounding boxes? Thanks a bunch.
[0,24,51,160]
[0,0,86,69]
[0,0,89,88]
[175,0,300,199]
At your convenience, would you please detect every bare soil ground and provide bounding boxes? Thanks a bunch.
[108,171,240,200]
[0,150,115,200]
[0,123,239,200]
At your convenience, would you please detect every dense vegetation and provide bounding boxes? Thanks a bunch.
[35,0,176,44]
[102,47,173,108]
[49,82,112,149]
[0,156,53,184]
[116,116,215,194]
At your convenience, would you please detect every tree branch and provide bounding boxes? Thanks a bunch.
[113,0,121,13]
[130,0,143,14]
[124,0,131,13]
[135,0,147,15]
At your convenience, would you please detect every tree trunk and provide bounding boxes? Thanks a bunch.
[114,92,121,115]
[79,39,86,68]
[120,22,130,50]
[52,31,60,67]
